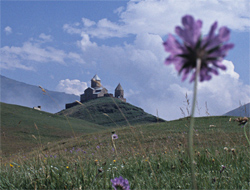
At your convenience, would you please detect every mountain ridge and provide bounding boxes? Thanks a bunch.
[0,75,79,113]
[223,103,250,117]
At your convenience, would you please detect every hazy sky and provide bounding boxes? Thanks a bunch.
[1,0,249,120]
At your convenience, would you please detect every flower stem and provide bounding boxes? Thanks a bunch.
[188,58,201,190]
[243,122,250,146]
[112,138,118,157]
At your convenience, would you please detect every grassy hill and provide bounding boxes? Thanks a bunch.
[56,97,165,126]
[37,115,247,156]
[0,102,106,156]
[1,103,249,189]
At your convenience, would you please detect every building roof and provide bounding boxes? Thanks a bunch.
[92,74,101,81]
[115,83,123,91]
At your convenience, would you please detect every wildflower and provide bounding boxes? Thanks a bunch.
[196,151,200,157]
[66,166,69,169]
[235,117,248,126]
[113,160,116,163]
[163,15,234,82]
[212,158,215,162]
[112,134,118,140]
[98,168,103,173]
[231,148,236,154]
[212,177,216,183]
[171,165,176,170]
[220,165,226,173]
[94,159,99,165]
[10,164,13,167]
[96,145,100,149]
[111,176,130,190]
[224,147,228,151]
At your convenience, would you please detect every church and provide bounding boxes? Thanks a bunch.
[65,74,126,109]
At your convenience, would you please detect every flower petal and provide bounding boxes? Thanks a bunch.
[218,27,230,42]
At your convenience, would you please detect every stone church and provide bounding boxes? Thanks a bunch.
[65,74,126,109]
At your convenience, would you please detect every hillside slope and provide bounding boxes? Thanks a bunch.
[0,75,79,113]
[57,97,165,127]
[1,102,106,156]
[223,103,250,117]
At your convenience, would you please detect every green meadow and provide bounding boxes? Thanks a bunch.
[0,100,249,189]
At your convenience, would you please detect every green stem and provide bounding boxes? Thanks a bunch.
[243,122,250,146]
[188,58,201,190]
[112,138,118,158]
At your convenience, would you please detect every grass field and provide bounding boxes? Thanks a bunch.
[0,102,106,156]
[1,100,249,189]
[0,98,162,157]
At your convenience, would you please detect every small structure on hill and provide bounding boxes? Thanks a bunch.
[33,106,41,111]
[115,83,126,102]
[80,74,109,102]
[66,74,126,109]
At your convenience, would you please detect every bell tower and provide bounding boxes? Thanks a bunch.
[91,74,101,88]
[115,83,124,98]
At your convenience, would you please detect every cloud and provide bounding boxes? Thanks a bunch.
[73,28,250,120]
[77,33,97,51]
[64,0,250,40]
[0,39,85,70]
[82,18,95,27]
[4,26,12,35]
[56,79,88,96]
[197,60,250,114]
[39,33,52,42]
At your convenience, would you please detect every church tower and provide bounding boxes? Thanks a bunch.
[91,74,102,88]
[115,83,126,102]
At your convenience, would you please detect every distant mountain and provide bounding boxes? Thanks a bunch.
[223,103,250,117]
[0,75,79,113]
[57,97,165,126]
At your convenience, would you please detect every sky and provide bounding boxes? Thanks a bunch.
[1,0,250,120]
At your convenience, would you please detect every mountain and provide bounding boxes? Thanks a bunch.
[223,103,250,117]
[0,75,78,113]
[57,97,165,126]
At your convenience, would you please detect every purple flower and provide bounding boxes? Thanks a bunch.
[112,134,118,140]
[220,165,226,173]
[111,176,130,190]
[96,146,100,149]
[163,15,234,82]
